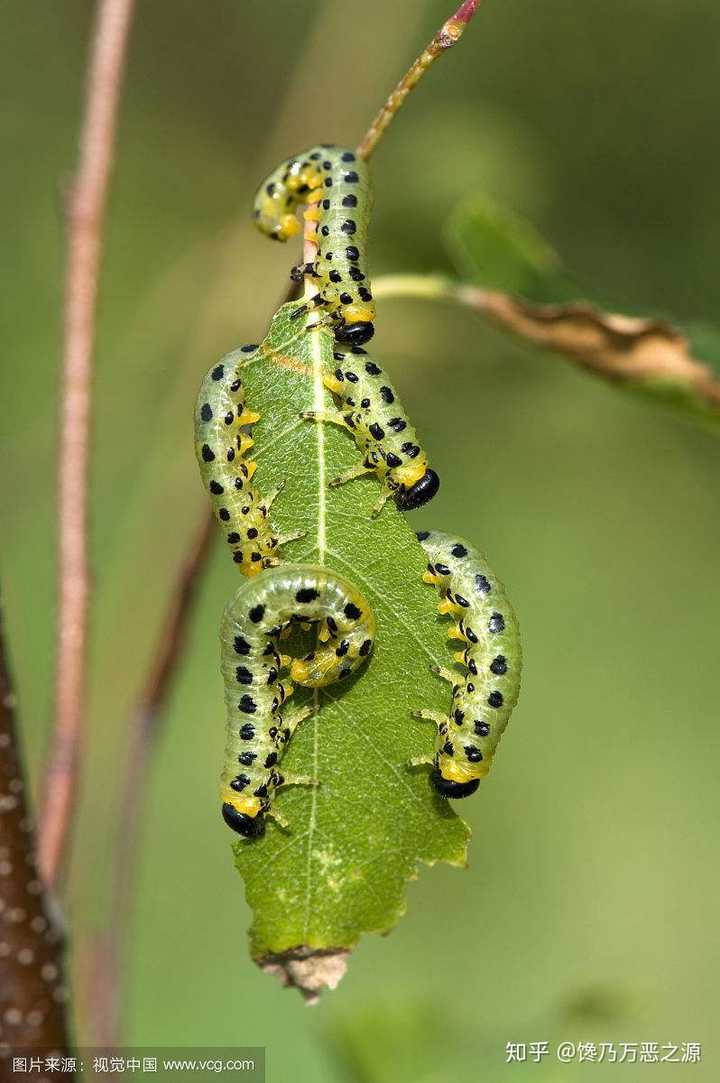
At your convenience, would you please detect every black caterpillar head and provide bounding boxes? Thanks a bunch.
[334,321,375,346]
[221,803,266,837]
[395,469,440,511]
[430,769,480,799]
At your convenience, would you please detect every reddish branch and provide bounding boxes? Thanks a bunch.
[356,0,482,160]
[39,0,136,889]
[0,597,74,1077]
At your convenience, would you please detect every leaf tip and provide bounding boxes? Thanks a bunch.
[257,947,350,1003]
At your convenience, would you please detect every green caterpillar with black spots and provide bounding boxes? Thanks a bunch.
[412,530,522,797]
[194,345,307,576]
[254,144,375,347]
[254,143,439,511]
[195,145,521,838]
[219,565,375,838]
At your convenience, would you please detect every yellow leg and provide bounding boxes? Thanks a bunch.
[262,479,286,510]
[300,408,349,429]
[438,598,463,616]
[409,754,435,768]
[282,705,315,740]
[267,808,289,829]
[277,773,319,788]
[277,529,306,546]
[370,488,394,519]
[430,664,459,685]
[329,461,374,489]
[411,708,447,729]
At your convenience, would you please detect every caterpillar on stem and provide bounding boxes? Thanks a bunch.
[254,145,375,346]
[255,145,440,514]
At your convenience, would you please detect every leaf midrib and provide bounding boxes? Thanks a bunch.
[302,324,328,941]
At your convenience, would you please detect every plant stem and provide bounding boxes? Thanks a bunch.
[356,0,482,160]
[39,0,136,890]
[373,273,456,302]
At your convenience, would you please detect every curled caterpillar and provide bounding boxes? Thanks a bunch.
[219,565,375,838]
[302,346,439,515]
[413,530,521,798]
[253,145,375,346]
[194,346,303,575]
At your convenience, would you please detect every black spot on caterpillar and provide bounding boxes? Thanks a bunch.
[194,347,303,576]
[300,349,440,517]
[412,531,521,798]
[219,565,375,837]
[253,146,375,346]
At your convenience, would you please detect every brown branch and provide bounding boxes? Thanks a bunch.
[471,292,720,411]
[0,593,75,1077]
[356,0,482,161]
[39,0,136,890]
[373,274,720,419]
[86,509,214,1044]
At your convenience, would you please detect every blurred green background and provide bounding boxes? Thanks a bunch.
[2,0,719,1079]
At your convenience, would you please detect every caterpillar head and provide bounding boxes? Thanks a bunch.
[394,468,440,511]
[221,803,266,838]
[430,769,480,800]
[334,301,375,346]
[334,320,375,347]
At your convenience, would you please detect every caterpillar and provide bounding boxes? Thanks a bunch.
[253,145,375,346]
[254,147,440,513]
[302,346,440,514]
[412,530,521,798]
[194,346,303,576]
[219,565,375,837]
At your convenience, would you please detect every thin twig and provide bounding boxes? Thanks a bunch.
[0,592,74,1073]
[87,509,214,1044]
[356,0,482,161]
[372,274,720,419]
[39,0,136,890]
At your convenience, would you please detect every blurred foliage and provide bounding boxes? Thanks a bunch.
[445,192,575,301]
[320,987,642,1083]
[1,0,718,1079]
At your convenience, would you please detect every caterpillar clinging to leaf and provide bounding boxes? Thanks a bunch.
[253,145,375,346]
[302,346,440,515]
[219,566,375,837]
[195,349,377,838]
[194,345,303,576]
[412,530,522,798]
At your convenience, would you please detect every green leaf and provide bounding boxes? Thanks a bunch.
[444,191,574,302]
[218,304,469,968]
